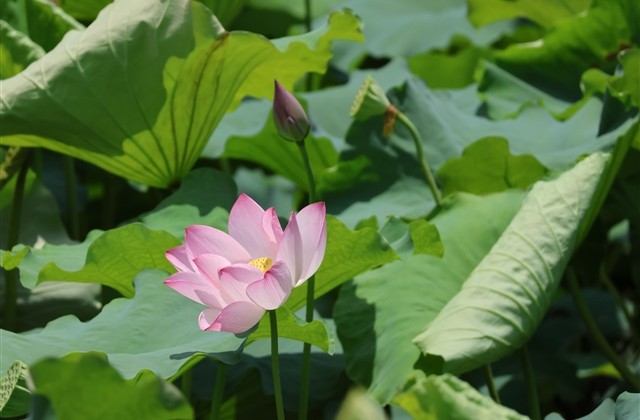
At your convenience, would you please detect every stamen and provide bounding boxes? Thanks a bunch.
[248,257,273,273]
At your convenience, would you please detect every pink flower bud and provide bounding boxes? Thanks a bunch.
[273,80,310,143]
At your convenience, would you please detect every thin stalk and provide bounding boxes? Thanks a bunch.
[297,139,317,419]
[181,368,192,401]
[567,267,640,390]
[304,0,314,92]
[519,345,540,420]
[270,310,285,420]
[599,264,640,346]
[4,156,29,331]
[483,364,500,404]
[297,140,316,202]
[63,155,80,240]
[395,111,442,207]
[209,362,227,420]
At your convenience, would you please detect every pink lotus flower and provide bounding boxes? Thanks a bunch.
[164,194,327,333]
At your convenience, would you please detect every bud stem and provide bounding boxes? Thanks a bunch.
[395,111,442,207]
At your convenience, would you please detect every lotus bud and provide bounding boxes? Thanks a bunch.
[273,80,310,143]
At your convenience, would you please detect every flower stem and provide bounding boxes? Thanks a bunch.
[4,155,29,332]
[270,310,285,420]
[519,345,540,420]
[209,362,227,420]
[395,111,442,207]
[567,267,640,390]
[297,139,317,419]
[483,364,500,404]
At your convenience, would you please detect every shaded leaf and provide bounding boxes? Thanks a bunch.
[0,270,245,380]
[414,153,609,374]
[0,20,45,79]
[58,0,112,21]
[437,136,547,197]
[393,373,527,420]
[0,0,83,52]
[30,352,193,420]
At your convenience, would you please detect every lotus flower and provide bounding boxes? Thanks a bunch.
[165,194,327,333]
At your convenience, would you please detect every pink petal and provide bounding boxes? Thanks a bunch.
[228,194,279,259]
[218,264,264,301]
[277,212,304,284]
[192,254,230,286]
[198,307,222,330]
[164,272,225,308]
[166,245,192,272]
[246,261,293,310]
[294,202,327,284]
[185,225,250,263]
[202,301,266,333]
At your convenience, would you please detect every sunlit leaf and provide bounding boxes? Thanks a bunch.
[437,136,547,196]
[30,352,193,419]
[0,361,30,418]
[0,0,362,187]
[413,153,609,373]
[467,0,590,28]
[393,373,527,419]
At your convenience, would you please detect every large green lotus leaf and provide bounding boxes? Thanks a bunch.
[413,153,609,374]
[390,77,634,172]
[493,0,639,96]
[0,0,362,188]
[341,0,510,58]
[478,60,593,120]
[286,215,400,312]
[3,168,235,289]
[30,352,193,420]
[609,48,640,109]
[437,136,547,197]
[334,191,525,403]
[392,373,527,420]
[36,223,179,297]
[467,0,590,28]
[0,0,83,52]
[0,20,45,79]
[408,35,486,89]
[0,270,246,380]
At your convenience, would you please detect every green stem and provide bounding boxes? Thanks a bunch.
[4,156,29,331]
[567,267,640,390]
[209,362,227,420]
[599,264,640,346]
[395,111,442,207]
[483,364,500,404]
[63,155,80,240]
[270,310,285,420]
[519,345,540,420]
[297,139,318,419]
[297,140,316,202]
